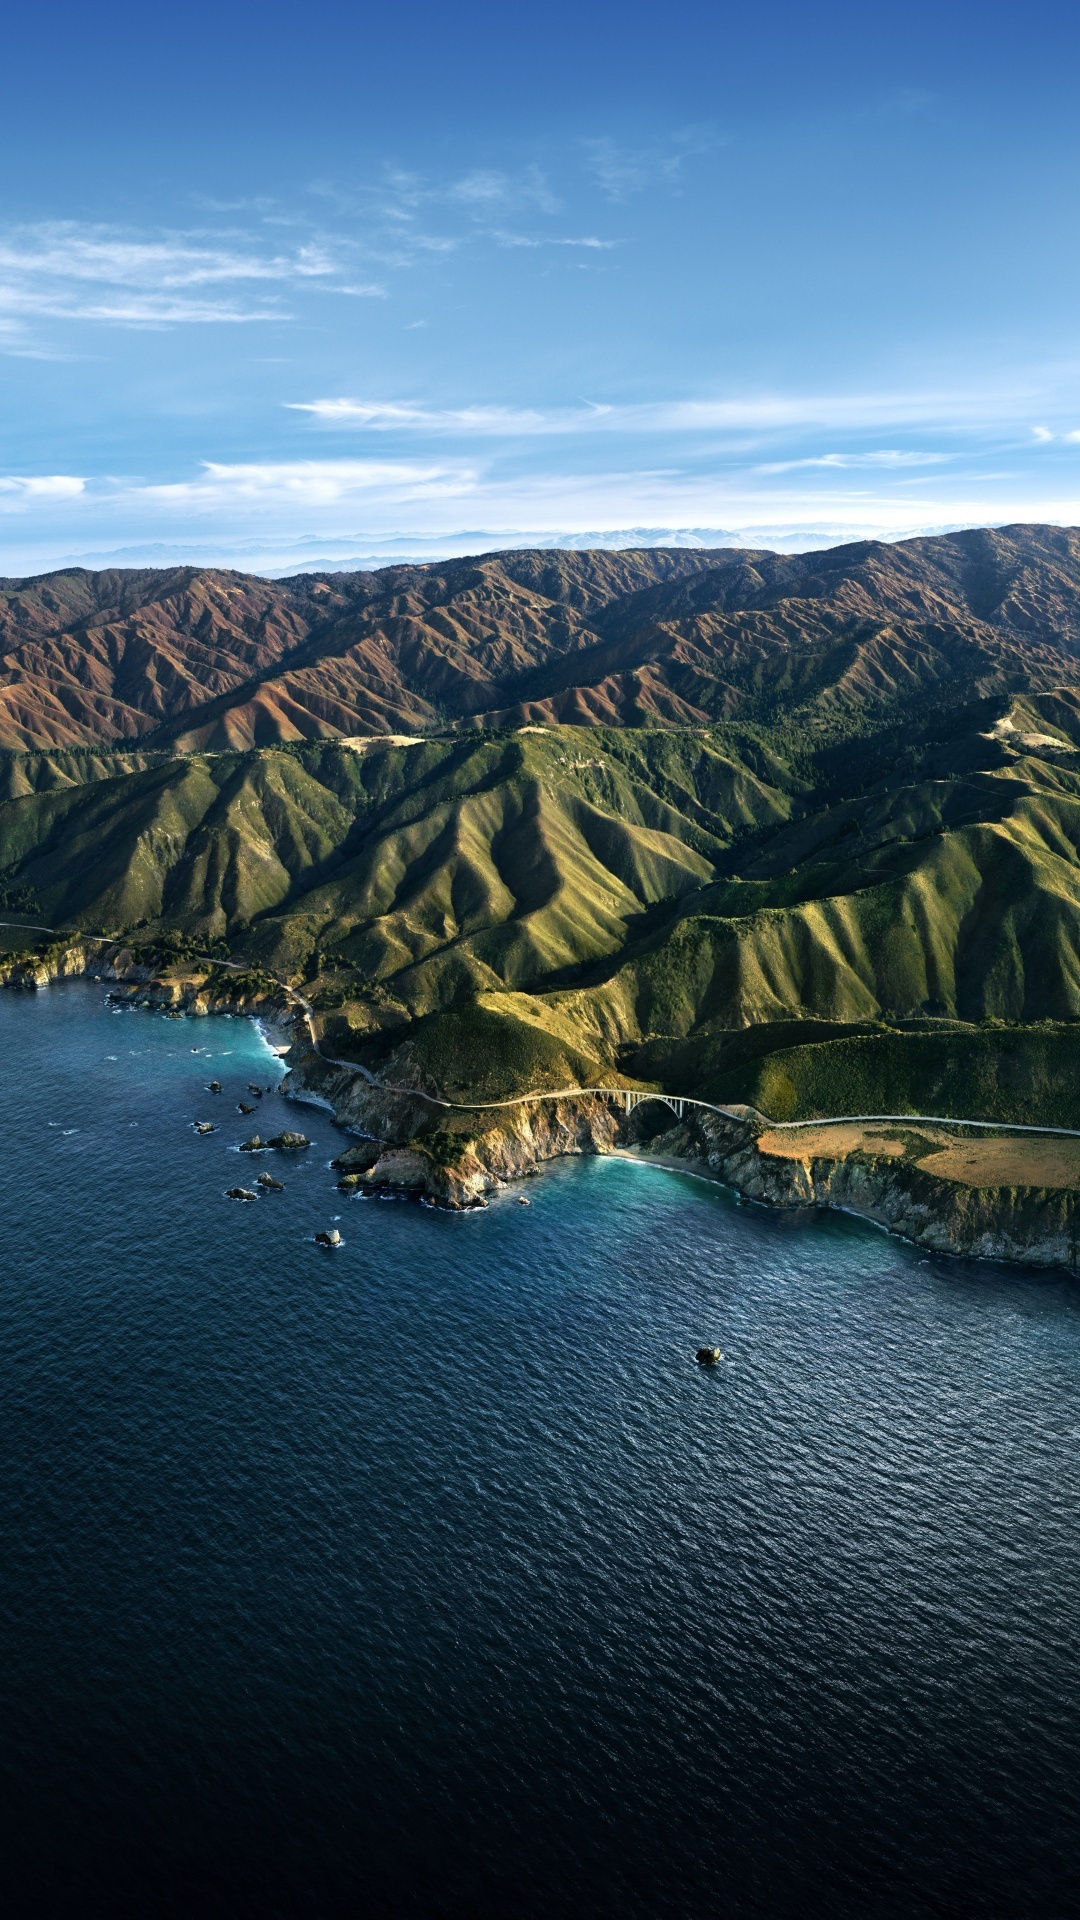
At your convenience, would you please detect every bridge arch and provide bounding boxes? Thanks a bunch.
[615,1088,687,1125]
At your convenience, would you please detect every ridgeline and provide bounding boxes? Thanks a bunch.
[6,526,1080,1132]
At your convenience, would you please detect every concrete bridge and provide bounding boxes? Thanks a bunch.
[572,1087,717,1124]
[301,1035,1080,1141]
[297,1005,1080,1141]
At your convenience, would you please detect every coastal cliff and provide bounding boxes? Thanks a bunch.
[7,943,1077,1271]
[0,938,114,990]
[284,1045,622,1207]
[0,938,293,1020]
[283,1047,1080,1268]
[669,1111,1080,1271]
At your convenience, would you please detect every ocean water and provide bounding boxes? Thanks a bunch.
[1,984,1079,1918]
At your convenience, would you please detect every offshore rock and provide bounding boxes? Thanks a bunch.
[285,1047,622,1209]
[285,1046,1080,1264]
[267,1130,309,1151]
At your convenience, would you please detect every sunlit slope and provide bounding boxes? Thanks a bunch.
[709,1026,1080,1127]
[6,706,1076,1059]
[9,532,1080,1114]
[7,528,1080,751]
[546,760,1080,1060]
[0,569,327,750]
[9,716,1080,1074]
[0,549,726,751]
[0,732,787,984]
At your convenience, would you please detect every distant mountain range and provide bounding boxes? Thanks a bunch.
[3,524,1080,753]
[7,523,1080,1117]
[27,520,956,576]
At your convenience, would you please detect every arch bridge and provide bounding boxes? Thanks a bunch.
[607,1087,687,1122]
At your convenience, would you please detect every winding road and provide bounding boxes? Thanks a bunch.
[15,924,1080,1142]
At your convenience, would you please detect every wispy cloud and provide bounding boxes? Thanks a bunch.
[10,452,1080,576]
[488,231,616,251]
[582,125,723,199]
[320,161,561,222]
[287,399,612,435]
[0,228,336,288]
[0,474,86,507]
[757,450,954,473]
[447,165,559,214]
[288,389,1042,440]
[0,221,383,333]
[304,161,569,265]
[1022,425,1080,444]
[0,287,281,326]
[137,459,477,512]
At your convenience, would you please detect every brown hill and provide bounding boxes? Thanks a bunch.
[3,525,1080,752]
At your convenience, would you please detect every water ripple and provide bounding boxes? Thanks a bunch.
[0,985,1077,1916]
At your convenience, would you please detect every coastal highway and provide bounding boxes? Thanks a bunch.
[18,925,1080,1144]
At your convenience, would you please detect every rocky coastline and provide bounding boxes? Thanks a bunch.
[284,1046,1080,1272]
[5,944,1077,1272]
[286,1045,624,1209]
[0,937,294,1022]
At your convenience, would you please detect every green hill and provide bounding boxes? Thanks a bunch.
[7,530,1080,1117]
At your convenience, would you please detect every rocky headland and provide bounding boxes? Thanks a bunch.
[6,935,1078,1272]
[283,1046,1080,1270]
[0,937,294,1024]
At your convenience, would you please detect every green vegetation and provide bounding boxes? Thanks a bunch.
[342,996,613,1102]
[0,871,41,913]
[411,1127,476,1168]
[5,531,1080,1122]
[706,1025,1080,1128]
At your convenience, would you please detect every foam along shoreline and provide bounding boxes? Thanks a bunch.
[612,1118,1080,1271]
[283,1047,1080,1269]
[5,943,1078,1271]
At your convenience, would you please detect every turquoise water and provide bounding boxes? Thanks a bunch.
[1,983,1079,1917]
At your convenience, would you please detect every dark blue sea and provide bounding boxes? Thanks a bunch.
[1,984,1079,1918]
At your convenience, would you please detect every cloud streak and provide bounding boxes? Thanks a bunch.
[0,474,86,508]
[10,448,1080,582]
[137,459,477,512]
[0,221,385,331]
[287,399,612,435]
[757,450,954,473]
[289,388,1047,440]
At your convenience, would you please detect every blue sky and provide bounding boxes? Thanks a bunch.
[3,0,1080,571]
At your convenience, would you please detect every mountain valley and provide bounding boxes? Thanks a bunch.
[7,525,1080,1127]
